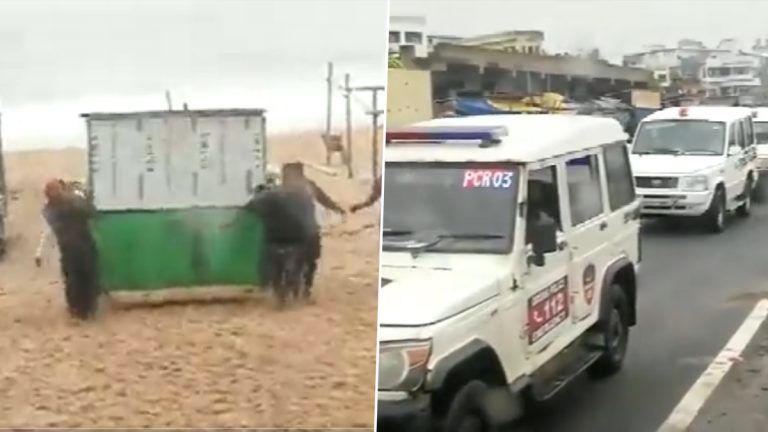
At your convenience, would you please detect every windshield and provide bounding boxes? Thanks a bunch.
[383,162,519,253]
[632,120,726,155]
[755,122,768,144]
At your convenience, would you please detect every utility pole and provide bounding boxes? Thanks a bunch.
[325,62,333,138]
[165,90,173,111]
[344,73,354,178]
[353,85,385,180]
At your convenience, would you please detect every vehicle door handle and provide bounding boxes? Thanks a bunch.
[599,221,608,230]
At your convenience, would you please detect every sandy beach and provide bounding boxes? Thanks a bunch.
[0,129,380,428]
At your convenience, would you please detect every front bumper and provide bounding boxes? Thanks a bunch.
[377,392,432,432]
[637,188,713,217]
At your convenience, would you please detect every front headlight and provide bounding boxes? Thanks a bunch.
[680,175,709,192]
[378,340,432,392]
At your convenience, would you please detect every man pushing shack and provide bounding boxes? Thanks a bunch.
[230,162,346,307]
[39,178,101,320]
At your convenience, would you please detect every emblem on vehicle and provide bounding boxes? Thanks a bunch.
[583,264,596,305]
[651,179,662,187]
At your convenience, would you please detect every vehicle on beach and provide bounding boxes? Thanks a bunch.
[630,106,759,232]
[377,114,641,432]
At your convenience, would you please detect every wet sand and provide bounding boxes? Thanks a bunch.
[0,130,380,428]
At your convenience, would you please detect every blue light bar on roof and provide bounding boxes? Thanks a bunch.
[385,125,508,145]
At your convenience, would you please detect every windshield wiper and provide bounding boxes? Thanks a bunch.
[634,147,684,155]
[383,228,414,237]
[681,150,720,155]
[436,233,504,240]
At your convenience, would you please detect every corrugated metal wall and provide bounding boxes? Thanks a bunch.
[88,112,266,210]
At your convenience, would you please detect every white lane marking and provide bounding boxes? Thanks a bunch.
[657,299,768,432]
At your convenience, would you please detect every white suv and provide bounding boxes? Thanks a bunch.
[750,107,768,197]
[377,114,641,432]
[630,106,758,232]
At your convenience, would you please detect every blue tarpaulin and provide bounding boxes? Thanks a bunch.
[454,98,509,116]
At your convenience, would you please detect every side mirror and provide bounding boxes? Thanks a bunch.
[728,146,741,156]
[528,216,558,267]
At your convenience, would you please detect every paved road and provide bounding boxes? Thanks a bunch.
[522,203,768,432]
[689,317,768,432]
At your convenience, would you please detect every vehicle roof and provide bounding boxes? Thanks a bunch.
[385,114,627,163]
[750,107,768,122]
[641,106,754,123]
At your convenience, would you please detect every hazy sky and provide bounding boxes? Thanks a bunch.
[0,0,388,146]
[391,0,768,63]
[0,0,387,105]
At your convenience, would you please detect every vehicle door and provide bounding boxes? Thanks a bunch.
[725,120,747,201]
[561,150,613,324]
[595,141,641,306]
[742,116,759,184]
[521,162,572,363]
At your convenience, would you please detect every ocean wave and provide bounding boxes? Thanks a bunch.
[1,68,384,151]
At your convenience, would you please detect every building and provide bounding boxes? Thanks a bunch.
[428,35,462,50]
[459,30,544,54]
[389,15,429,57]
[389,15,544,58]
[701,50,766,97]
[398,43,653,102]
[622,39,717,89]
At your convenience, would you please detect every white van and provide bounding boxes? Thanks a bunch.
[377,115,640,432]
[630,106,758,232]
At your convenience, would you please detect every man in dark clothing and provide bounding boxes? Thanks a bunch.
[41,178,101,320]
[350,175,381,213]
[238,162,346,306]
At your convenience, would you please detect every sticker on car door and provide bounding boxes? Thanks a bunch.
[528,276,569,344]
[583,264,596,305]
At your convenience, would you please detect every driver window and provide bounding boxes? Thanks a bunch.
[526,165,562,245]
[728,124,737,148]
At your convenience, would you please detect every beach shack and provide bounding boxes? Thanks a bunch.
[83,109,268,293]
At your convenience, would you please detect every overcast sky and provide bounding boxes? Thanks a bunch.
[0,0,387,146]
[391,0,768,63]
[0,0,388,106]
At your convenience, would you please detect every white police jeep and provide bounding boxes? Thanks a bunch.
[749,107,768,198]
[377,114,641,432]
[630,106,758,232]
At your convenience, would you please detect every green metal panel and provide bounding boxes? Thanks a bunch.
[92,207,264,292]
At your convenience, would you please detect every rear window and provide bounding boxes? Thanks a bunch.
[755,122,768,144]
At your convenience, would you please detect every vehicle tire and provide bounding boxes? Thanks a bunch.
[444,380,498,432]
[588,286,629,379]
[703,187,726,233]
[753,177,767,203]
[736,177,753,218]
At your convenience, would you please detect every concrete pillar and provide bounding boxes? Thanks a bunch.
[525,71,532,94]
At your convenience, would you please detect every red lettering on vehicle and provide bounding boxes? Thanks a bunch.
[527,277,570,344]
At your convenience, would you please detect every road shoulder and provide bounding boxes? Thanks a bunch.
[689,308,768,431]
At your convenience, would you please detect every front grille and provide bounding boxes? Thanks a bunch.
[635,176,678,189]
